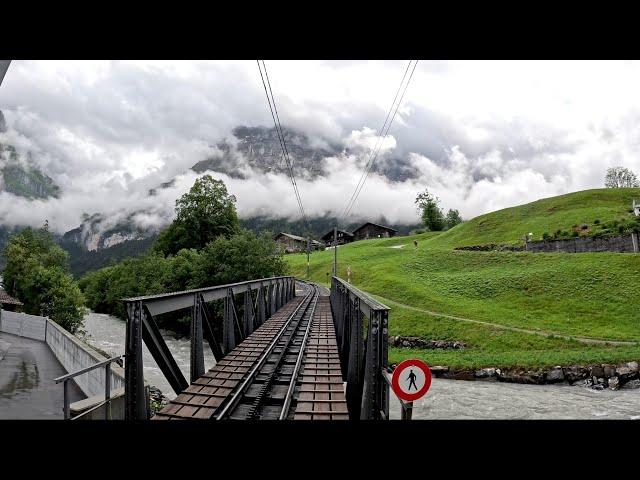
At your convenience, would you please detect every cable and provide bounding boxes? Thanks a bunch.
[257,60,309,228]
[341,60,419,222]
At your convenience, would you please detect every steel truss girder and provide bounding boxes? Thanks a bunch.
[329,276,390,420]
[124,276,296,419]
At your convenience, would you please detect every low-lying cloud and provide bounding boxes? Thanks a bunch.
[2,60,640,234]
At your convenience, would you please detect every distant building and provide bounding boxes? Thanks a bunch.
[352,222,398,241]
[0,288,23,312]
[274,233,322,254]
[321,229,354,247]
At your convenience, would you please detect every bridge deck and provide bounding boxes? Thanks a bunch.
[154,291,348,420]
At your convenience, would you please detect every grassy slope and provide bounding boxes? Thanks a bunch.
[430,188,640,248]
[286,189,640,369]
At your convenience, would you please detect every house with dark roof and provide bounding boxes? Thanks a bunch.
[274,233,323,254]
[352,222,398,241]
[321,229,354,247]
[0,288,23,312]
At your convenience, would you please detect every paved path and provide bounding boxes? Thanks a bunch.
[0,332,84,419]
[376,296,639,346]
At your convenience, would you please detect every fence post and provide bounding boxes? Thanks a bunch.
[105,362,111,420]
[257,283,266,327]
[223,289,238,353]
[360,310,379,419]
[379,310,389,420]
[191,294,205,382]
[125,300,148,420]
[346,297,363,419]
[63,379,70,420]
[244,285,255,337]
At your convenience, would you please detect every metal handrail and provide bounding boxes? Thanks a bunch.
[54,354,124,420]
[382,369,413,420]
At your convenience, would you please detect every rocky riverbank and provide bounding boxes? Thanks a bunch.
[406,361,640,390]
[148,386,170,416]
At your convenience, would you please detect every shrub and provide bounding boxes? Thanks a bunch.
[542,232,551,241]
[571,231,580,237]
[594,219,600,224]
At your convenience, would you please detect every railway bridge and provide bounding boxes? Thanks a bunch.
[123,276,399,420]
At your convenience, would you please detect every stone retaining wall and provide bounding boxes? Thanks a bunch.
[526,233,639,253]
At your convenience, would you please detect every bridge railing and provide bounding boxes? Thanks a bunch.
[122,276,296,420]
[330,276,390,420]
[54,354,124,420]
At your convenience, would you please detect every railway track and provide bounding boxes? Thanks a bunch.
[154,281,348,420]
[214,282,321,420]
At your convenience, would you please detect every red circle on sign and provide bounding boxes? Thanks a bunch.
[391,359,432,402]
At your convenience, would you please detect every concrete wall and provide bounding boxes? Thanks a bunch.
[45,319,125,398]
[0,309,129,418]
[0,310,47,340]
[526,233,639,254]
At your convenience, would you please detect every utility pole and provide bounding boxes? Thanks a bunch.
[333,227,338,277]
[306,236,310,279]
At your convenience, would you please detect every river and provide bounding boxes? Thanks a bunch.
[80,311,640,419]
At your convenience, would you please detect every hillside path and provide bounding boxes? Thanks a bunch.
[375,295,639,347]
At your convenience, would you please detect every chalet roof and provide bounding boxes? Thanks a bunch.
[0,289,23,306]
[321,229,354,241]
[276,233,322,245]
[352,222,398,234]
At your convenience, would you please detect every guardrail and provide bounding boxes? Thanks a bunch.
[382,370,413,420]
[122,276,296,420]
[330,276,391,420]
[55,355,124,420]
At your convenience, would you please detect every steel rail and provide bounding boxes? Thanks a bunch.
[247,284,318,419]
[214,283,314,420]
[279,285,320,420]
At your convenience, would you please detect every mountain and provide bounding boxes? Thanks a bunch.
[192,126,332,180]
[191,125,419,182]
[1,121,422,275]
[0,145,60,199]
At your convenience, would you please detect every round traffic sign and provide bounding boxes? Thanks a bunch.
[391,359,432,402]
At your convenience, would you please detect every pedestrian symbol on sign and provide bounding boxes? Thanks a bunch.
[406,369,418,391]
[391,359,432,402]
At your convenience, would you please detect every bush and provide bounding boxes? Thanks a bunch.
[571,231,580,237]
[542,232,551,241]
[594,219,600,224]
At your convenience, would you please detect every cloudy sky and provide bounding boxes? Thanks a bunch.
[2,60,640,233]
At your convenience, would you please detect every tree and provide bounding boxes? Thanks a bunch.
[604,167,640,188]
[445,209,463,229]
[192,230,288,287]
[155,175,240,256]
[415,189,445,231]
[2,227,85,333]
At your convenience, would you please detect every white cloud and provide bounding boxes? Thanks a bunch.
[1,60,640,233]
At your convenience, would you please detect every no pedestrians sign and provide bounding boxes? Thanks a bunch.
[391,359,432,402]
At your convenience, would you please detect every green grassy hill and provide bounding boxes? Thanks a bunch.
[286,189,640,369]
[431,188,640,248]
